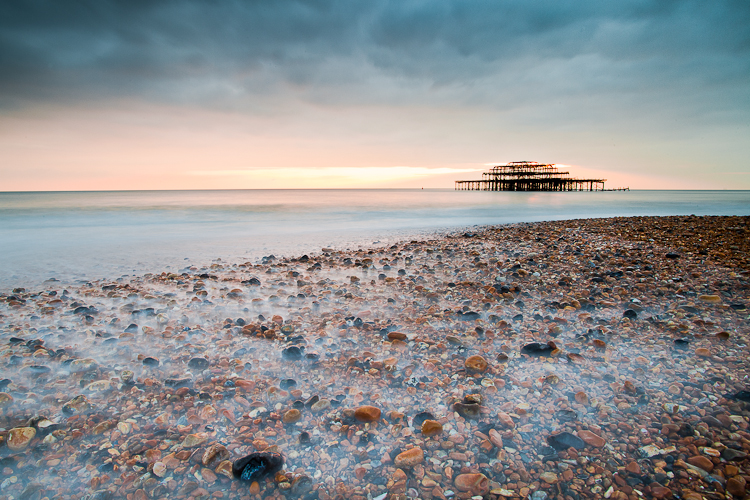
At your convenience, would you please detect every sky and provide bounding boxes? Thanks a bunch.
[1,0,748,190]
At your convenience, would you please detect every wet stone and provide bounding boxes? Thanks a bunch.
[578,429,606,448]
[354,405,381,423]
[279,378,297,390]
[142,356,159,367]
[0,392,13,407]
[7,427,36,451]
[547,432,585,451]
[464,354,488,373]
[623,309,638,319]
[202,444,230,467]
[454,402,481,420]
[394,447,424,467]
[282,409,302,424]
[421,419,443,437]
[232,452,284,481]
[281,346,303,360]
[62,395,92,415]
[187,357,209,369]
[454,473,489,495]
[521,341,556,357]
[413,411,436,427]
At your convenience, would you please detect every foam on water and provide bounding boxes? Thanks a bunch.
[1,189,748,289]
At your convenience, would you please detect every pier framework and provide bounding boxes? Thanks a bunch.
[455,161,626,191]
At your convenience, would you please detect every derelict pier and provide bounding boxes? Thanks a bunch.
[455,161,627,191]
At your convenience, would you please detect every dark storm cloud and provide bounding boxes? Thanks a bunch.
[0,0,748,113]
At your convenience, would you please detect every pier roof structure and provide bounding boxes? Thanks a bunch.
[455,161,621,191]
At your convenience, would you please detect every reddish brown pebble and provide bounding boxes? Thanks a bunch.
[201,468,217,483]
[454,473,489,495]
[182,433,209,447]
[695,348,711,357]
[539,472,558,484]
[574,391,589,405]
[421,420,443,437]
[497,411,515,429]
[687,455,714,472]
[249,481,260,495]
[651,486,673,499]
[387,331,407,341]
[0,393,13,407]
[464,355,488,373]
[282,409,302,424]
[215,460,233,478]
[354,405,381,423]
[578,429,606,448]
[488,428,503,449]
[7,427,36,451]
[202,444,229,467]
[727,476,746,497]
[626,461,641,474]
[394,447,424,467]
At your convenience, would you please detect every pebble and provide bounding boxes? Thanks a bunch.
[727,476,747,497]
[464,355,488,373]
[578,429,606,448]
[232,452,284,481]
[453,473,489,495]
[282,408,302,424]
[421,419,443,437]
[488,428,503,448]
[687,455,714,472]
[497,411,515,429]
[547,432,585,451]
[202,444,229,467]
[182,433,209,448]
[152,462,167,477]
[187,356,209,369]
[539,471,558,484]
[6,427,36,451]
[393,447,424,467]
[353,405,381,422]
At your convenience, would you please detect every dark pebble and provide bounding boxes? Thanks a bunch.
[453,402,481,420]
[412,411,436,428]
[279,379,297,390]
[142,357,159,367]
[521,342,555,356]
[187,357,209,370]
[729,390,750,402]
[547,431,585,451]
[282,346,303,360]
[673,338,690,349]
[232,452,284,481]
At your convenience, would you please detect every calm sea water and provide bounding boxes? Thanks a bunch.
[1,189,748,289]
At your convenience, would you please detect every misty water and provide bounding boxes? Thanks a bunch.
[2,189,749,289]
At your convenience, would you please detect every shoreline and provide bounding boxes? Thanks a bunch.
[1,215,749,500]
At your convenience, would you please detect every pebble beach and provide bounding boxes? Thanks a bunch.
[1,215,749,500]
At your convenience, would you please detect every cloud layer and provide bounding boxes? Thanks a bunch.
[1,0,749,188]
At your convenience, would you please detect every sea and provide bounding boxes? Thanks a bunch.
[1,189,749,290]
